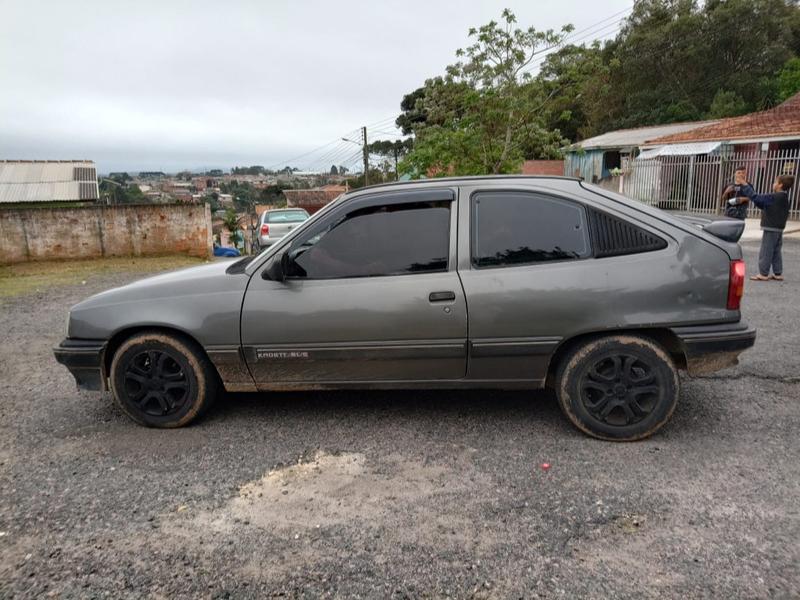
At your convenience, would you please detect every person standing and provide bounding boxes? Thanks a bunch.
[721,166,753,220]
[741,174,794,281]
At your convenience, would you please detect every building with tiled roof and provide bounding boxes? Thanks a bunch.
[564,121,716,182]
[647,92,800,147]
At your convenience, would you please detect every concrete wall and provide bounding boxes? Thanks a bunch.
[0,203,212,264]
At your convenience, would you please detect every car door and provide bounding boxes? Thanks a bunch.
[456,184,596,384]
[241,187,467,385]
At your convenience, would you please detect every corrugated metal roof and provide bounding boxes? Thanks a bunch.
[638,141,722,158]
[568,121,718,151]
[0,160,98,203]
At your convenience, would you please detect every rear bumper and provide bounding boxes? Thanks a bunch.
[53,338,107,391]
[671,322,756,375]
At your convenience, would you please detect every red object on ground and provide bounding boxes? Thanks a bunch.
[541,463,551,471]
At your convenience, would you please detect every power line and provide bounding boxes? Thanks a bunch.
[304,141,355,171]
[527,6,631,61]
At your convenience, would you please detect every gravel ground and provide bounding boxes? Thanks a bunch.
[1,242,798,599]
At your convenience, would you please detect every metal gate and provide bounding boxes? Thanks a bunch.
[620,150,800,220]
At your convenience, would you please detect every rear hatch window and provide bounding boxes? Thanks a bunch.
[267,211,307,223]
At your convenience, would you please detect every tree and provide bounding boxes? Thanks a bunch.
[223,208,241,246]
[345,167,389,189]
[708,89,749,118]
[367,139,413,179]
[777,56,800,101]
[98,179,149,204]
[232,165,265,175]
[523,0,800,140]
[330,165,339,175]
[400,9,572,176]
[258,184,289,207]
[395,87,428,135]
[583,0,798,132]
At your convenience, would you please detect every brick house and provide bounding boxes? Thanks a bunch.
[284,184,347,214]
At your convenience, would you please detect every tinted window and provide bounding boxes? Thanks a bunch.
[288,201,450,279]
[472,191,590,267]
[266,210,307,223]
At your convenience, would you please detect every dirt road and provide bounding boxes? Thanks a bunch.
[1,244,798,598]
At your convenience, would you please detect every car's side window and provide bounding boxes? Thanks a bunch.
[286,200,451,279]
[471,191,590,268]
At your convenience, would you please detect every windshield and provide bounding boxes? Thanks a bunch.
[266,210,308,223]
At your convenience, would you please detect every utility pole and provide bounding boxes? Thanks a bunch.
[362,126,369,186]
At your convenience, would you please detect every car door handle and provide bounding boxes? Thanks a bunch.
[429,291,456,303]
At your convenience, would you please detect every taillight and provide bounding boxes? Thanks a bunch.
[727,259,745,310]
[260,223,269,236]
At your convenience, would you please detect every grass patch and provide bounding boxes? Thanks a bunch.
[0,255,207,299]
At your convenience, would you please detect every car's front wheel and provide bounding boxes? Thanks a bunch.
[109,332,218,427]
[555,335,679,441]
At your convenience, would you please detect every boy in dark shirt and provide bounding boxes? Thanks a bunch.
[741,174,794,281]
[721,166,753,220]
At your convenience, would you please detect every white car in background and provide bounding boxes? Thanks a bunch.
[258,208,309,249]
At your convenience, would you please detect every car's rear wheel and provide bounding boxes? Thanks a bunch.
[555,335,679,441]
[109,332,218,427]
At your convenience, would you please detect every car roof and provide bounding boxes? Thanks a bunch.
[344,175,580,195]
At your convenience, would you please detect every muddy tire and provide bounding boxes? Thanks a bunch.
[555,335,679,441]
[109,332,218,428]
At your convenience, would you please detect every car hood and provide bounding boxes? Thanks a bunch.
[72,259,248,311]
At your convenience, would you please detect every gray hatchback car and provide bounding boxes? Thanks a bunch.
[55,176,755,440]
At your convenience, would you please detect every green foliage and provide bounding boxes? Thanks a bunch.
[404,0,800,153]
[98,179,149,204]
[368,139,414,179]
[258,184,289,207]
[396,87,428,135]
[401,9,572,177]
[533,0,800,137]
[231,165,266,175]
[345,168,393,189]
[708,89,749,118]
[777,57,800,101]
[223,208,239,236]
[219,179,258,211]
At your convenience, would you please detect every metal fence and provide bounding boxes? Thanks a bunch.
[620,150,800,220]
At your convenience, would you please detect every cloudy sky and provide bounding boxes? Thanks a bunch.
[1,0,630,173]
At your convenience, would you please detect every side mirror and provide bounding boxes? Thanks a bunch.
[262,252,290,282]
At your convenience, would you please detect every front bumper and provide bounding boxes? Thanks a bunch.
[671,322,757,375]
[53,338,107,391]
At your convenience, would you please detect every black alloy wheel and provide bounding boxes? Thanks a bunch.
[110,332,218,428]
[123,349,190,417]
[555,335,679,441]
[579,354,662,427]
